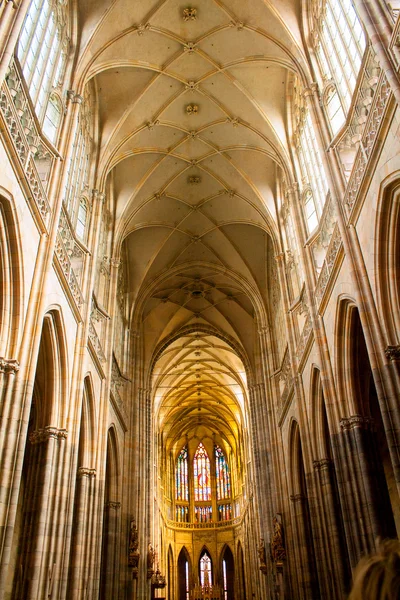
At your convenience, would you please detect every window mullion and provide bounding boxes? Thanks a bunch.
[26,1,52,91]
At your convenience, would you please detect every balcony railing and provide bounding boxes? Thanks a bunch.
[0,58,53,228]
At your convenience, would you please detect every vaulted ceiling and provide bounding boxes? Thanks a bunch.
[75,0,306,453]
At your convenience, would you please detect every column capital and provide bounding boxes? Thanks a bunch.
[105,500,121,510]
[339,414,374,431]
[290,493,306,503]
[313,458,332,471]
[385,345,400,361]
[0,357,20,374]
[78,467,97,478]
[29,426,68,444]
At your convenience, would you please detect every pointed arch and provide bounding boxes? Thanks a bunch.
[99,426,121,600]
[237,541,246,600]
[220,544,234,600]
[178,546,191,600]
[374,172,400,344]
[198,546,213,587]
[0,188,23,357]
[167,545,174,600]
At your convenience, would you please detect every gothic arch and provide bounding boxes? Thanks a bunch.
[33,308,69,429]
[309,366,331,460]
[0,187,23,357]
[99,426,121,600]
[177,546,192,600]
[236,541,246,600]
[220,544,235,600]
[334,296,360,416]
[79,374,97,468]
[198,546,214,586]
[374,171,400,344]
[288,419,321,599]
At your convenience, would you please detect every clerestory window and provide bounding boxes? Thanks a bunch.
[17,0,68,142]
[314,0,366,132]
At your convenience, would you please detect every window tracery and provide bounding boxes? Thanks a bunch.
[194,442,211,502]
[311,0,366,132]
[292,77,329,231]
[64,86,93,239]
[17,0,69,138]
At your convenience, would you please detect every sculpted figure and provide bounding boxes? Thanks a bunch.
[271,516,286,562]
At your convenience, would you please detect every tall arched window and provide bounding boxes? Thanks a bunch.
[293,76,329,230]
[17,0,68,137]
[176,446,189,501]
[175,446,189,522]
[199,551,212,587]
[215,445,232,521]
[194,443,211,502]
[64,85,93,238]
[215,445,230,500]
[312,0,366,132]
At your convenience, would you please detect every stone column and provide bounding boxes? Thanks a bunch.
[25,427,67,600]
[289,493,317,600]
[313,458,349,599]
[102,500,121,600]
[334,415,381,564]
[68,467,96,599]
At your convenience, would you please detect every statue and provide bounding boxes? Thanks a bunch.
[258,538,267,564]
[258,538,268,574]
[147,543,156,578]
[147,543,156,569]
[128,519,140,577]
[271,516,286,563]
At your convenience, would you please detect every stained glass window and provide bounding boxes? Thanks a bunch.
[200,552,212,586]
[176,446,188,501]
[218,504,232,521]
[195,506,212,523]
[215,445,231,500]
[194,443,211,501]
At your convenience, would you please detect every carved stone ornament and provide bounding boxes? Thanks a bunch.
[340,414,374,432]
[147,543,156,578]
[151,565,166,588]
[385,345,400,361]
[128,519,140,577]
[0,357,20,374]
[271,515,286,564]
[29,426,67,444]
[186,103,198,115]
[183,7,197,21]
[258,538,268,574]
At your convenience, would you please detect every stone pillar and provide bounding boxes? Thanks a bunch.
[102,500,121,600]
[25,427,67,600]
[313,459,349,599]
[68,467,97,599]
[334,415,384,565]
[289,494,317,600]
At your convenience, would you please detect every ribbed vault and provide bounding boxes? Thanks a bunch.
[73,0,301,495]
